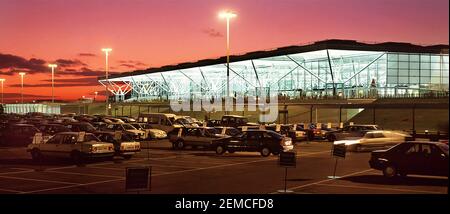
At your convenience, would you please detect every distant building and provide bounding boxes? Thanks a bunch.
[99,39,449,101]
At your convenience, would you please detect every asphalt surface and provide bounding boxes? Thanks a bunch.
[0,140,447,194]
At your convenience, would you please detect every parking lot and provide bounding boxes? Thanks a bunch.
[0,140,447,194]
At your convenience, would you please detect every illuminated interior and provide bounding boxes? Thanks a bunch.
[101,49,449,102]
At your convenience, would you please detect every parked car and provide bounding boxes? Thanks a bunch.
[265,124,307,142]
[334,130,410,152]
[219,115,258,128]
[129,122,167,139]
[169,127,231,150]
[66,122,97,133]
[117,116,136,123]
[36,123,71,136]
[94,131,141,159]
[0,124,41,147]
[103,123,146,140]
[215,130,294,157]
[137,113,182,134]
[369,141,448,178]
[326,124,380,142]
[213,126,242,137]
[27,132,115,163]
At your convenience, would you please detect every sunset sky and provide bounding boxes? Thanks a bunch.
[0,0,448,102]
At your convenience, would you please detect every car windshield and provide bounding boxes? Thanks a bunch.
[121,124,136,130]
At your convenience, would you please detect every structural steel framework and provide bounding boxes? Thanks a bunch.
[99,42,449,102]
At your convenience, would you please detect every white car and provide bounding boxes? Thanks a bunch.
[94,131,141,159]
[130,123,167,139]
[27,132,115,163]
[333,130,410,152]
[104,123,146,140]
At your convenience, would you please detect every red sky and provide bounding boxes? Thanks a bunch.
[0,0,448,102]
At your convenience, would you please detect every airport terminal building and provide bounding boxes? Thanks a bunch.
[99,40,449,102]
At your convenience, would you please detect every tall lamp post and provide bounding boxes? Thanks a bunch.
[101,48,112,115]
[48,64,57,103]
[19,72,26,104]
[219,10,237,98]
[0,78,5,104]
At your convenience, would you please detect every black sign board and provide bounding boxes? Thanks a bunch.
[332,144,347,158]
[125,167,151,192]
[279,151,296,167]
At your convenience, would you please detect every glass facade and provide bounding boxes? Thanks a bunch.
[102,49,449,101]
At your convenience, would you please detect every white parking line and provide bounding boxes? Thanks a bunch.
[0,188,26,193]
[17,150,330,194]
[45,170,124,179]
[0,170,35,175]
[138,164,197,169]
[315,183,445,194]
[44,155,178,171]
[0,175,80,185]
[151,158,237,165]
[270,169,375,194]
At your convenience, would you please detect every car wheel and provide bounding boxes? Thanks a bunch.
[327,135,336,142]
[71,151,84,164]
[31,149,42,161]
[176,140,185,150]
[260,147,271,157]
[383,165,397,178]
[123,155,132,160]
[216,145,225,155]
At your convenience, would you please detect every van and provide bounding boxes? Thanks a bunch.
[137,113,181,133]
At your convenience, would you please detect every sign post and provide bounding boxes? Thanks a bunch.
[277,151,296,194]
[328,143,346,179]
[125,166,151,193]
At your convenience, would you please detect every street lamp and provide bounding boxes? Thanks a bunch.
[48,64,57,103]
[0,78,5,104]
[101,48,112,115]
[219,10,237,98]
[94,91,98,101]
[18,72,26,104]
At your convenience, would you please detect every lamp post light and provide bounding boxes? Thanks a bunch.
[18,72,26,104]
[101,48,112,115]
[219,10,237,98]
[0,78,5,104]
[94,91,98,101]
[48,64,57,103]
